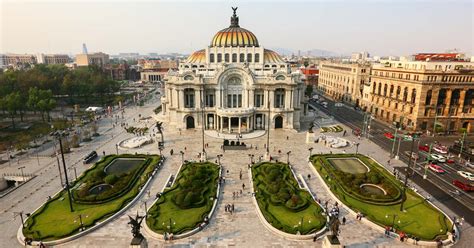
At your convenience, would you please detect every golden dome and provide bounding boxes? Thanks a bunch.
[186,49,206,63]
[210,7,259,47]
[264,49,284,63]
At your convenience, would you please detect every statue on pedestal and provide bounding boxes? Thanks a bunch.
[128,213,145,240]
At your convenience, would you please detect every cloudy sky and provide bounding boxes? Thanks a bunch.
[1,0,473,56]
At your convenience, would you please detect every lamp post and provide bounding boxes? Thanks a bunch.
[459,131,467,158]
[385,214,399,228]
[391,127,399,158]
[266,100,271,159]
[395,135,402,160]
[142,200,148,216]
[53,141,64,187]
[115,144,119,155]
[217,154,223,165]
[18,166,26,182]
[355,143,360,155]
[52,131,74,212]
[159,146,163,156]
[14,211,30,228]
[308,147,313,159]
[180,151,184,165]
[287,151,291,164]
[400,134,417,212]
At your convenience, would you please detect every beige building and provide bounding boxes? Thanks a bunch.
[318,61,370,106]
[0,54,37,66]
[362,57,474,133]
[36,54,70,64]
[75,52,109,67]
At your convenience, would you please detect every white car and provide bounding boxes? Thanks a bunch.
[433,145,448,154]
[430,154,446,163]
[458,171,474,181]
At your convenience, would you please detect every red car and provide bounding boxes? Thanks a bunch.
[447,158,455,164]
[384,132,395,140]
[419,144,430,152]
[429,164,445,173]
[453,180,474,192]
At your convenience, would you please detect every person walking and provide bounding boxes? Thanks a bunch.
[342,216,346,225]
[242,183,245,190]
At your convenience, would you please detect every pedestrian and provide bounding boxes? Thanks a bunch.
[227,169,229,174]
[385,226,390,237]
[286,136,289,140]
[233,192,236,199]
[225,205,228,212]
[184,146,187,151]
[307,174,311,180]
[242,183,245,190]
[240,189,242,195]
[232,203,234,212]
[103,151,105,156]
[342,216,346,225]
[239,172,242,180]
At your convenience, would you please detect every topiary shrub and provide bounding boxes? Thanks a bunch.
[104,174,118,185]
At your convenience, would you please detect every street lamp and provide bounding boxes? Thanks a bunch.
[18,166,26,182]
[308,147,313,159]
[14,211,30,228]
[385,214,400,228]
[400,134,418,211]
[459,131,467,158]
[180,151,184,165]
[159,146,163,156]
[217,154,223,165]
[391,126,400,158]
[52,131,74,212]
[248,154,253,164]
[142,200,148,216]
[115,144,119,155]
[355,143,360,155]
[287,151,291,164]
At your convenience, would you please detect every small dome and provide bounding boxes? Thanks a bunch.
[210,7,259,47]
[186,49,206,64]
[264,49,284,63]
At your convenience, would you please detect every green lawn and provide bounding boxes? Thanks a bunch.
[252,162,326,234]
[146,162,219,235]
[22,154,160,241]
[311,154,451,240]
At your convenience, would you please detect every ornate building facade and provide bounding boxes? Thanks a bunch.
[160,9,305,132]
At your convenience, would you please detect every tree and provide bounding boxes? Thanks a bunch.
[37,89,56,122]
[3,92,22,128]
[305,85,313,97]
[27,87,40,114]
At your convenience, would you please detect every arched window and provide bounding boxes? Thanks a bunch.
[378,84,382,95]
[217,53,222,62]
[225,53,230,62]
[232,53,237,62]
[255,53,260,63]
[210,53,215,63]
[184,88,195,108]
[411,89,417,104]
[396,86,401,99]
[425,90,432,105]
[383,84,388,96]
[389,85,394,97]
[403,87,408,102]
[274,88,285,108]
[247,53,252,62]
[240,53,245,62]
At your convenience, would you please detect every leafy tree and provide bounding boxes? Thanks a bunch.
[3,92,22,128]
[27,87,40,114]
[305,85,313,97]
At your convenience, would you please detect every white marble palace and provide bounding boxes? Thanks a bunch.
[160,8,305,133]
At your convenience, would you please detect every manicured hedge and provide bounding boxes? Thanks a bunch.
[252,162,326,235]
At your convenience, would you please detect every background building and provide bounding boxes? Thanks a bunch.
[300,66,319,87]
[36,54,70,64]
[318,61,370,106]
[75,52,109,67]
[362,54,474,133]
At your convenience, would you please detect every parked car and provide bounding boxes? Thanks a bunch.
[457,171,474,181]
[465,161,474,169]
[83,151,98,164]
[453,180,474,192]
[384,132,395,140]
[429,164,445,173]
[419,144,430,152]
[433,145,448,154]
[430,154,446,163]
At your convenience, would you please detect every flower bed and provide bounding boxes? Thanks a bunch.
[252,162,326,234]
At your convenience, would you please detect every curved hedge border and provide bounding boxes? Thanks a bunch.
[310,153,453,241]
[21,154,161,242]
[146,162,219,235]
[252,162,326,235]
[316,154,403,206]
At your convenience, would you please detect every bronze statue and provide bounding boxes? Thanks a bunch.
[329,215,341,237]
[232,7,238,15]
[156,121,164,145]
[128,213,145,239]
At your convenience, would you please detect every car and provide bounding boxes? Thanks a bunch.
[384,132,395,140]
[453,180,474,192]
[404,151,419,160]
[430,154,446,163]
[465,161,474,169]
[457,171,474,181]
[429,164,445,173]
[83,151,98,164]
[402,135,413,141]
[419,144,430,152]
[433,145,448,154]
[447,158,455,164]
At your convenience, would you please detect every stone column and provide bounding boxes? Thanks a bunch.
[238,117,242,133]
[458,89,467,114]
[228,117,231,133]
[444,89,453,116]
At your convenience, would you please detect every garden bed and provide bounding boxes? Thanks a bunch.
[251,162,326,235]
[22,154,161,241]
[320,125,343,133]
[146,162,219,235]
[310,153,452,241]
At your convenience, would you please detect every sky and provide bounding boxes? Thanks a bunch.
[1,0,473,57]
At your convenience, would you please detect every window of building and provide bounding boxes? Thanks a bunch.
[254,90,264,107]
[255,53,260,63]
[424,108,429,116]
[240,53,245,62]
[409,107,413,114]
[205,90,215,107]
[232,53,237,62]
[217,53,222,62]
[225,54,230,62]
[274,88,285,108]
[247,53,252,62]
[184,88,195,108]
[411,89,416,104]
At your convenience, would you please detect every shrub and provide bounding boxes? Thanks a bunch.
[104,174,118,185]
[93,170,106,179]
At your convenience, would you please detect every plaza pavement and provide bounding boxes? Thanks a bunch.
[0,95,471,247]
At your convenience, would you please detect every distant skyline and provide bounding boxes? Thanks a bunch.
[1,0,473,57]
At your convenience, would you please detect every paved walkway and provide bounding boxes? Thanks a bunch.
[1,100,471,247]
